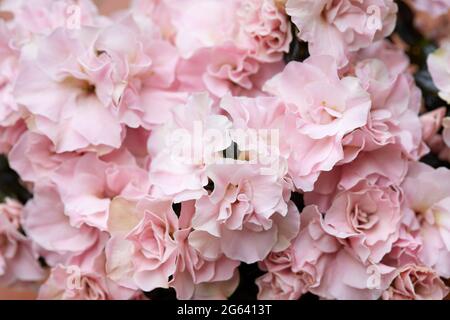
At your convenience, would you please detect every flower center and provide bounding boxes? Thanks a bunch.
[351,203,378,231]
[62,77,96,95]
[80,277,107,300]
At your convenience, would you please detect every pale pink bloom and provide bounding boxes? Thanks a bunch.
[348,39,410,76]
[22,183,99,260]
[122,127,151,169]
[171,201,240,300]
[39,265,115,300]
[261,247,297,274]
[0,199,23,230]
[107,198,178,293]
[0,21,21,128]
[14,27,124,153]
[0,120,26,155]
[172,0,289,97]
[177,45,284,98]
[187,275,240,300]
[402,162,450,278]
[434,116,450,155]
[292,204,341,296]
[171,0,241,59]
[383,208,423,267]
[0,198,45,286]
[311,250,396,300]
[38,233,136,300]
[148,93,232,202]
[256,270,305,300]
[50,149,150,231]
[105,197,181,293]
[264,55,371,191]
[420,107,446,143]
[286,0,398,67]
[256,233,316,300]
[305,144,408,213]
[292,206,396,300]
[177,45,259,98]
[137,90,188,130]
[14,16,178,153]
[101,17,180,130]
[236,0,292,63]
[407,0,450,17]
[130,0,179,41]
[9,132,77,184]
[322,180,402,263]
[429,41,450,103]
[171,0,291,62]
[220,94,289,177]
[190,164,300,264]
[382,264,449,300]
[105,197,239,298]
[425,133,446,155]
[349,41,426,160]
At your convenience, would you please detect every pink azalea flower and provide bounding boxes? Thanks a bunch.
[402,162,450,278]
[105,197,239,298]
[171,0,291,62]
[264,55,371,191]
[38,233,135,300]
[50,149,150,231]
[383,208,423,267]
[0,198,45,286]
[220,94,290,177]
[347,41,426,160]
[9,132,77,184]
[292,206,396,300]
[0,0,449,301]
[256,270,305,300]
[420,107,446,144]
[0,21,21,128]
[0,120,26,155]
[171,201,240,300]
[256,233,316,300]
[236,0,293,63]
[322,180,402,263]
[286,0,397,67]
[14,16,178,153]
[305,145,408,213]
[177,45,284,98]
[382,264,449,300]
[22,183,99,261]
[148,93,232,202]
[429,40,450,103]
[172,0,290,98]
[190,164,300,264]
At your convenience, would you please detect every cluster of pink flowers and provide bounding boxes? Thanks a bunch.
[0,0,449,300]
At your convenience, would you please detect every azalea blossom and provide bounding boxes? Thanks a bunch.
[0,0,449,301]
[286,0,398,67]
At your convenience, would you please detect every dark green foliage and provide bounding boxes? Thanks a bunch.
[0,155,31,204]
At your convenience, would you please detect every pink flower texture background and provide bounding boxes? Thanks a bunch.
[0,0,449,300]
